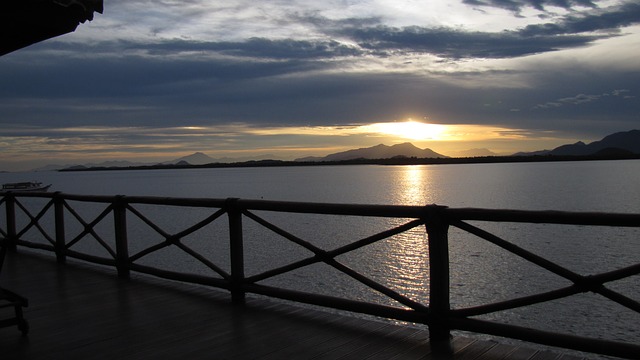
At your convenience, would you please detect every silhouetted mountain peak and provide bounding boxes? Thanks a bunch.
[296,142,447,162]
[170,152,215,165]
[391,142,421,150]
[514,129,640,156]
[599,129,640,149]
[550,130,640,156]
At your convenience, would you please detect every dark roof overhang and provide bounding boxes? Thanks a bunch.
[0,0,103,56]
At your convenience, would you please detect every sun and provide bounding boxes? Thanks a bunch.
[367,120,446,141]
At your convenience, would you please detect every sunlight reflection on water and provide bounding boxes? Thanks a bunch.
[394,165,436,205]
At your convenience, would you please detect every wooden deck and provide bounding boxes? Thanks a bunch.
[0,250,588,359]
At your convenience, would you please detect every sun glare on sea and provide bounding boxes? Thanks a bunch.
[367,120,446,141]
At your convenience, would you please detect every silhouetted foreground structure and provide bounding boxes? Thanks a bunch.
[0,241,28,334]
[0,0,103,56]
[1,251,590,359]
[1,191,639,358]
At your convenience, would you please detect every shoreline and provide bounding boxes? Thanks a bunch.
[59,153,640,172]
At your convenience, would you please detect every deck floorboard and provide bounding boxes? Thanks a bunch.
[0,251,588,359]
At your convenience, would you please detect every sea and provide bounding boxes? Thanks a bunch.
[2,159,640,357]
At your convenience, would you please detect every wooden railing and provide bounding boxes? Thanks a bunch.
[1,191,639,358]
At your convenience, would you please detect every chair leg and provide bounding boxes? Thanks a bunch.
[1,288,29,335]
[15,304,29,335]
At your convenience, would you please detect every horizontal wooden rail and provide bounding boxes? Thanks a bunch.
[445,207,640,227]
[1,191,639,359]
[243,282,429,325]
[450,317,640,359]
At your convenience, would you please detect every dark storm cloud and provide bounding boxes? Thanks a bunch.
[3,45,637,139]
[76,2,635,65]
[463,0,598,14]
[337,2,640,59]
[520,2,640,36]
[533,89,634,109]
[288,13,384,31]
[0,45,384,128]
[340,25,604,59]
[7,1,636,77]
[0,45,329,101]
[128,38,363,59]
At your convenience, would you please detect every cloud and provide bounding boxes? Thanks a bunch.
[336,3,640,59]
[105,38,362,60]
[9,2,639,65]
[558,93,602,104]
[339,25,606,59]
[463,0,598,14]
[1,0,639,171]
[520,2,640,36]
[533,89,634,109]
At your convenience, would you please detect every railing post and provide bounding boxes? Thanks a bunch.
[4,193,17,252]
[425,205,451,342]
[113,195,130,279]
[53,192,66,264]
[226,198,245,304]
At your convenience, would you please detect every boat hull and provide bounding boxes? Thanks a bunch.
[1,182,51,192]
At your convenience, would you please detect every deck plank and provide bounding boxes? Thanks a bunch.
[474,342,532,360]
[0,250,589,359]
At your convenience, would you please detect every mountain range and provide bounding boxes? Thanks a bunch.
[514,129,640,157]
[37,152,277,171]
[39,129,640,171]
[297,129,639,162]
[162,152,279,165]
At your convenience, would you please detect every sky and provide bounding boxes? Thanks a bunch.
[1,0,639,171]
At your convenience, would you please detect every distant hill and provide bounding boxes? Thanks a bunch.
[54,152,281,171]
[39,160,149,171]
[166,152,216,165]
[447,148,497,157]
[511,149,551,157]
[165,152,280,165]
[513,129,640,156]
[295,156,325,162]
[295,143,447,162]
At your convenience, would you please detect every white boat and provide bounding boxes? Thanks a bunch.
[1,181,51,192]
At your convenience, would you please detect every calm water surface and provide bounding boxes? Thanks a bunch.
[3,160,639,356]
[7,159,640,211]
